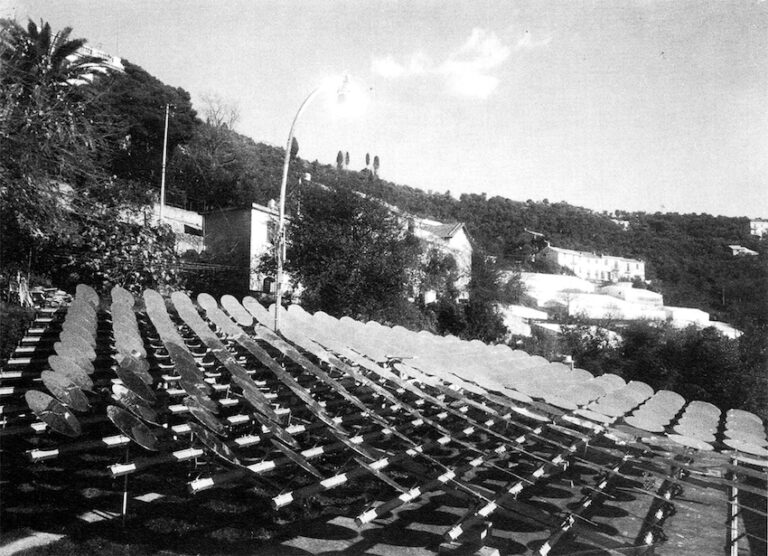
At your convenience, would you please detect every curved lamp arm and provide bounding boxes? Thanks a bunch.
[273,85,325,332]
[274,76,358,332]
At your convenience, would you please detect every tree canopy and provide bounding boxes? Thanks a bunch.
[90,59,198,185]
[1,18,114,242]
[0,18,184,295]
[285,185,422,323]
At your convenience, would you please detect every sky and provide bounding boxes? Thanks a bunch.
[6,0,768,217]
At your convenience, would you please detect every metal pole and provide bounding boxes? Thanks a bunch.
[121,444,129,526]
[274,86,324,332]
[159,103,170,224]
[728,457,740,556]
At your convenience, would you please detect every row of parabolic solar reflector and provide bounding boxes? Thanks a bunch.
[20,285,768,462]
[9,287,766,556]
[267,302,768,459]
[23,285,164,441]
[24,285,102,433]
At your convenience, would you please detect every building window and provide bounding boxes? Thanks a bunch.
[262,277,274,293]
[183,224,203,237]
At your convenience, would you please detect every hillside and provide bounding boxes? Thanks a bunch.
[163,122,765,329]
[9,41,760,330]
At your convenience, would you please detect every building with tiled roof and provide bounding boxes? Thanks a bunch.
[410,217,473,298]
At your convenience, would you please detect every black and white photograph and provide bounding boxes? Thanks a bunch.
[1,1,766,555]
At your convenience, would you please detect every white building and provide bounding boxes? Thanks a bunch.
[540,245,645,283]
[663,308,743,338]
[567,293,640,320]
[497,304,549,338]
[664,306,710,327]
[611,219,630,230]
[599,282,663,309]
[149,203,204,255]
[517,272,595,309]
[204,202,281,292]
[749,220,768,238]
[411,218,473,296]
[727,245,758,257]
[570,293,668,321]
[500,304,550,321]
[708,321,743,339]
[67,44,124,85]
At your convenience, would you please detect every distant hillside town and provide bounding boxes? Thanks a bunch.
[148,193,743,343]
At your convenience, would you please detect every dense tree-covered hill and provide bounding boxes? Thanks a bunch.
[158,97,768,326]
[161,106,765,329]
[360,185,765,327]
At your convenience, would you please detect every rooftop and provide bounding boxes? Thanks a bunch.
[546,245,644,264]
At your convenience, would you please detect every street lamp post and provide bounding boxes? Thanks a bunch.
[273,87,327,333]
[273,76,358,332]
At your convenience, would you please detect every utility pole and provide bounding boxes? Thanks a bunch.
[159,103,170,224]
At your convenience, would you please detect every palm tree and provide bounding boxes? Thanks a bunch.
[0,19,100,93]
[0,19,109,244]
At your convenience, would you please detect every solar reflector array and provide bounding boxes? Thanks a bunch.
[1,286,766,555]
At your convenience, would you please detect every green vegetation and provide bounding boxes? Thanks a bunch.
[1,18,184,295]
[284,185,423,325]
[337,186,766,330]
[162,116,765,330]
[518,320,767,420]
[276,184,516,341]
[450,252,514,342]
[1,18,115,250]
[93,59,197,185]
[1,17,764,411]
[0,303,36,362]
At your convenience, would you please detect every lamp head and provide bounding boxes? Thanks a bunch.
[326,73,370,119]
[336,74,351,103]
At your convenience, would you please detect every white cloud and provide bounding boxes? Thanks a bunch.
[452,28,511,69]
[371,28,515,99]
[406,51,432,74]
[439,28,511,98]
[371,55,406,78]
[371,27,550,99]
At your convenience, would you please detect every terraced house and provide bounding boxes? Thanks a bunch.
[539,244,645,283]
